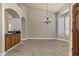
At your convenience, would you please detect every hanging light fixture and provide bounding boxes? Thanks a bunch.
[43,3,51,25]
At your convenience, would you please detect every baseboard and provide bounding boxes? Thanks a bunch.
[26,38,57,40]
[23,38,69,42]
[57,38,69,43]
[3,42,22,56]
[22,38,28,40]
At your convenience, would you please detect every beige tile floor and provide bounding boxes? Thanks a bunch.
[6,39,69,56]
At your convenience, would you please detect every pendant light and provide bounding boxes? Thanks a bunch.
[43,3,51,25]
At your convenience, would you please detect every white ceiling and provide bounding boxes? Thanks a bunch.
[17,3,69,13]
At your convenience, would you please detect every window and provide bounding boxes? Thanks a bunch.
[65,15,69,37]
[58,13,70,39]
[58,16,65,38]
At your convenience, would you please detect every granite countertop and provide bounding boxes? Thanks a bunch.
[5,31,20,36]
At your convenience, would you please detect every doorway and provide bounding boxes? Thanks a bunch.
[4,8,21,52]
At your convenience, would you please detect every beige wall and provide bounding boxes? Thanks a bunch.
[0,3,2,54]
[27,8,56,38]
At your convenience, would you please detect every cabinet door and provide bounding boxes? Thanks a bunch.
[14,34,17,45]
[11,35,15,47]
[9,35,12,49]
[14,34,19,45]
[5,35,9,51]
[17,34,21,43]
[5,35,11,51]
[15,34,18,44]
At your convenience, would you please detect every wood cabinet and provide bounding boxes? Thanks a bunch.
[5,33,21,51]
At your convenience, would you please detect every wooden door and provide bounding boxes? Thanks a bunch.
[72,3,79,56]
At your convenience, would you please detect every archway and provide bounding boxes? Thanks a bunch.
[4,8,22,54]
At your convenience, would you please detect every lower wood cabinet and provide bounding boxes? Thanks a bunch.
[5,35,12,51]
[17,34,21,43]
[11,35,15,47]
[5,33,21,51]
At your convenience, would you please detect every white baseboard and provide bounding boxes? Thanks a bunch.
[22,38,28,40]
[3,42,22,56]
[57,38,69,43]
[26,38,57,40]
[22,38,69,42]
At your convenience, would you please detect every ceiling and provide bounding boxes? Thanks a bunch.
[17,3,69,13]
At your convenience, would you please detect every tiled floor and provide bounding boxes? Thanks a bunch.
[6,39,69,56]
